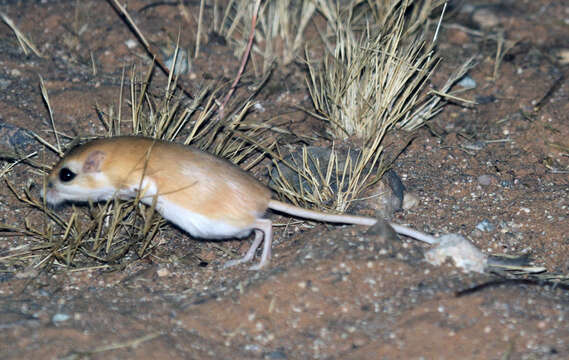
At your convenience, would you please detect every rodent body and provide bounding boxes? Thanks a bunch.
[45,136,436,270]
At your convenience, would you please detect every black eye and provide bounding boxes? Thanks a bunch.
[59,167,76,182]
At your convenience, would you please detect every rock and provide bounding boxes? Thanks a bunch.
[472,7,500,29]
[425,234,487,273]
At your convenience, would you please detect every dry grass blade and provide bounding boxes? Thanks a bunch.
[0,12,43,57]
[90,51,97,75]
[39,75,63,155]
[401,56,477,130]
[6,181,67,229]
[314,0,446,37]
[31,131,64,157]
[138,196,163,257]
[119,61,271,155]
[0,151,47,179]
[493,31,519,81]
[68,332,162,357]
[131,62,154,134]
[115,66,126,135]
[255,0,316,72]
[195,0,205,58]
[2,182,74,270]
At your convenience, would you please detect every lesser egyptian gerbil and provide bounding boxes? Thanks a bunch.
[44,136,437,269]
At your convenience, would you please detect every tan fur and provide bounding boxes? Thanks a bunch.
[49,137,271,227]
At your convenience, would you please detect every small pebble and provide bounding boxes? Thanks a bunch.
[0,78,12,89]
[244,344,262,353]
[264,350,287,359]
[470,229,482,238]
[472,7,500,28]
[402,193,419,210]
[52,313,70,323]
[555,48,569,65]
[254,102,266,112]
[125,39,138,49]
[157,267,171,277]
[425,233,487,273]
[457,75,476,89]
[476,219,495,232]
[165,48,190,75]
[477,174,493,186]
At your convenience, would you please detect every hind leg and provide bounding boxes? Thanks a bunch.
[248,219,273,270]
[223,219,273,270]
[223,231,263,268]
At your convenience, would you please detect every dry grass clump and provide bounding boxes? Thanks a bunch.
[270,146,390,212]
[306,21,437,141]
[1,181,164,272]
[217,0,316,75]
[271,0,441,212]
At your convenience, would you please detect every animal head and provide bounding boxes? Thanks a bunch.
[44,145,116,206]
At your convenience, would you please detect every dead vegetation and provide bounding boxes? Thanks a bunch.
[217,0,316,75]
[272,0,444,211]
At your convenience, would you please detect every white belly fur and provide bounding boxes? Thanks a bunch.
[154,197,253,239]
[133,178,253,239]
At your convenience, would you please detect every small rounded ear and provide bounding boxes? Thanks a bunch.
[83,150,106,173]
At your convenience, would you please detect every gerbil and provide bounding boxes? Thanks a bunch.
[45,136,437,270]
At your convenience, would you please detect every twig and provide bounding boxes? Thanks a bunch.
[106,0,194,99]
[79,332,162,355]
[216,0,261,122]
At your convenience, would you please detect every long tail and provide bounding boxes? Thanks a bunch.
[268,200,438,245]
[389,223,437,244]
[268,200,378,226]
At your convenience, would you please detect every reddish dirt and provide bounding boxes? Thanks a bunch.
[1,1,568,359]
